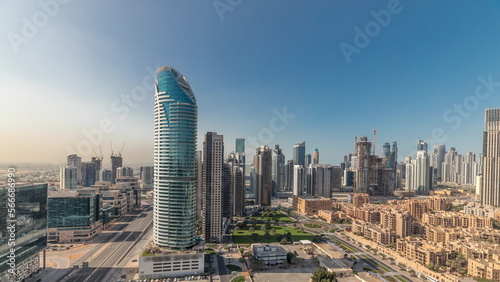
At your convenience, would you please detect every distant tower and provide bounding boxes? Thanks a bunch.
[482,109,500,206]
[227,153,245,217]
[354,137,371,193]
[60,166,77,189]
[202,132,224,243]
[417,140,428,154]
[235,138,245,164]
[271,145,285,195]
[67,154,82,183]
[313,148,319,164]
[110,154,122,184]
[254,146,272,206]
[293,142,306,167]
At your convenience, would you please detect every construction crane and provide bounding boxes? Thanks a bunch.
[119,143,126,156]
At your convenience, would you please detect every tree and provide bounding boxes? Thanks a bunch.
[234,226,240,232]
[264,231,270,238]
[270,228,276,235]
[261,224,267,231]
[249,227,255,233]
[446,254,467,275]
[280,237,288,245]
[311,268,337,282]
[286,252,296,264]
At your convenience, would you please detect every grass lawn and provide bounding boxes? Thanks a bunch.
[304,223,323,229]
[226,264,242,272]
[233,224,314,244]
[250,211,293,223]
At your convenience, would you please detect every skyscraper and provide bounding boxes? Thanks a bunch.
[60,166,77,189]
[271,145,285,195]
[431,144,446,181]
[405,141,432,192]
[140,166,154,189]
[202,132,224,243]
[235,138,245,164]
[254,146,272,206]
[154,66,197,249]
[81,162,97,187]
[313,148,319,164]
[293,141,306,167]
[196,151,203,219]
[227,152,245,217]
[482,109,500,206]
[67,154,82,183]
[110,154,123,184]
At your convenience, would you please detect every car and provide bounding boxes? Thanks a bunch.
[121,274,127,278]
[132,259,138,262]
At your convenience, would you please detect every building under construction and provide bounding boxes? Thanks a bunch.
[352,135,398,196]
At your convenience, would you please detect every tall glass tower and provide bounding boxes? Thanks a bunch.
[154,66,197,249]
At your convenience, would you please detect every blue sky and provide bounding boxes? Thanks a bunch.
[1,1,500,166]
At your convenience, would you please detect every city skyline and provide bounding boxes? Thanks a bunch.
[2,2,500,165]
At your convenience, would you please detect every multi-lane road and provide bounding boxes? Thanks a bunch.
[53,204,153,282]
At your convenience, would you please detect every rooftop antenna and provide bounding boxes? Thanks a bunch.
[110,141,114,156]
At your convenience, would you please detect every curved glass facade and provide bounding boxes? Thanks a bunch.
[154,66,197,249]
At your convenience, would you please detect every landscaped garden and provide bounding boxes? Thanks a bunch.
[250,210,293,223]
[304,223,323,229]
[233,224,315,244]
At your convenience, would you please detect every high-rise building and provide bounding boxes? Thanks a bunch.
[271,145,285,195]
[110,154,123,184]
[60,166,78,189]
[81,162,97,187]
[99,169,112,182]
[305,154,312,168]
[202,132,224,243]
[0,183,47,281]
[67,154,82,183]
[293,165,304,196]
[284,160,294,191]
[153,66,197,249]
[227,152,245,217]
[196,151,203,220]
[417,140,428,154]
[117,166,134,178]
[482,108,500,206]
[307,164,333,197]
[430,144,446,181]
[354,137,371,194]
[313,148,319,164]
[235,138,245,164]
[293,142,306,167]
[91,156,102,181]
[254,146,272,206]
[405,141,433,192]
[140,166,154,188]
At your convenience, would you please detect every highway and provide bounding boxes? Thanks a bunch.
[58,204,153,282]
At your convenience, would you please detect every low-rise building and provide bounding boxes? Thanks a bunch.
[251,244,287,266]
[293,196,333,216]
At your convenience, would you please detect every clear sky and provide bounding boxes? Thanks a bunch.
[1,1,500,167]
